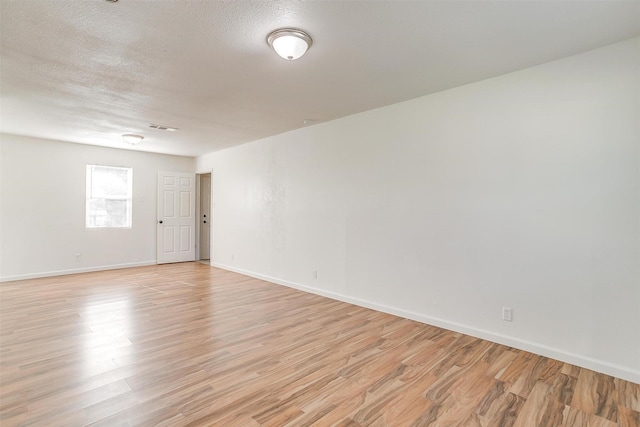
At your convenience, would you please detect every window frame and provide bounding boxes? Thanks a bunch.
[85,164,133,229]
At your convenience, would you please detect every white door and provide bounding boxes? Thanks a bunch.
[157,171,196,264]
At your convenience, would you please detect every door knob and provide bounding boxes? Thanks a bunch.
[204,221,207,224]
[159,220,163,224]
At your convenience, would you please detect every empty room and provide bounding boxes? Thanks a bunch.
[1,1,639,426]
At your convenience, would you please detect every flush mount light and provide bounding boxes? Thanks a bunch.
[267,28,313,61]
[122,134,144,145]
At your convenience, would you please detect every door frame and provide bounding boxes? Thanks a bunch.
[195,171,213,262]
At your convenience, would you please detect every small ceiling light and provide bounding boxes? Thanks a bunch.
[122,134,144,145]
[267,28,313,61]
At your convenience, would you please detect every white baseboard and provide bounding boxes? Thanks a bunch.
[213,262,640,384]
[0,261,157,282]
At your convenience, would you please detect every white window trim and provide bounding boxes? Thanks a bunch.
[86,164,133,229]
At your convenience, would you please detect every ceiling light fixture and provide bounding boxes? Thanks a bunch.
[267,28,313,61]
[122,134,144,145]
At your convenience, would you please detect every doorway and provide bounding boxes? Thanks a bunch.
[196,173,212,262]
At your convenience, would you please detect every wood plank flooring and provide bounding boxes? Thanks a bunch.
[1,263,638,426]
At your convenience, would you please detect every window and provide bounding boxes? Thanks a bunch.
[86,164,133,228]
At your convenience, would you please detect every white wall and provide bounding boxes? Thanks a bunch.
[197,37,640,382]
[0,134,194,280]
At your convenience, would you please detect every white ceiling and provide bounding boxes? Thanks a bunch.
[1,1,639,157]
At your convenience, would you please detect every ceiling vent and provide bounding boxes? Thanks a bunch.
[149,124,179,132]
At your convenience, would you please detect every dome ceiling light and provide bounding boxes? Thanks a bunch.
[122,134,144,145]
[267,28,313,61]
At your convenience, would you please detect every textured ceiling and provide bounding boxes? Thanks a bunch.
[1,1,639,157]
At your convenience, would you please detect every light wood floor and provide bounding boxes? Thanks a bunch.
[1,263,638,426]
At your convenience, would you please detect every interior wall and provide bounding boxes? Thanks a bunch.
[0,134,195,280]
[197,37,640,382]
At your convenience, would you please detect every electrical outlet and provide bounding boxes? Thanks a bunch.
[502,307,513,322]
[312,270,318,280]
[231,254,235,261]
[75,253,81,262]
